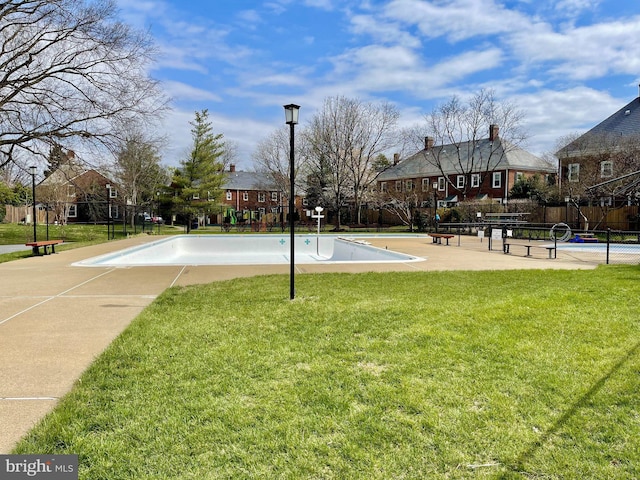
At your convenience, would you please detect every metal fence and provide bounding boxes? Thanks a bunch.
[435,223,640,265]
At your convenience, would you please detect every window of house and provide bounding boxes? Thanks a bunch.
[471,174,480,188]
[109,188,117,198]
[192,193,200,200]
[438,177,445,191]
[67,204,77,218]
[568,163,580,182]
[395,180,402,192]
[226,191,232,201]
[258,192,265,202]
[271,192,278,201]
[492,172,501,188]
[110,205,119,219]
[515,172,524,182]
[242,191,248,201]
[405,180,414,191]
[456,175,465,189]
[422,178,429,191]
[380,182,387,193]
[600,161,613,178]
[302,197,308,206]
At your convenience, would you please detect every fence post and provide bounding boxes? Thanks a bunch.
[606,228,611,265]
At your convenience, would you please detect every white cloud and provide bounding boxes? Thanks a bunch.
[553,0,601,16]
[304,0,335,9]
[383,0,530,42]
[161,81,222,102]
[349,13,421,48]
[509,17,640,80]
[236,9,262,26]
[326,43,503,99]
[510,87,623,154]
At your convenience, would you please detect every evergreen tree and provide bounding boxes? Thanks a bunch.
[171,110,226,232]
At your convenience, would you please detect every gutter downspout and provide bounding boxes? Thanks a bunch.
[504,169,509,206]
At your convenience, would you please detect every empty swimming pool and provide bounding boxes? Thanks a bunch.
[73,235,425,267]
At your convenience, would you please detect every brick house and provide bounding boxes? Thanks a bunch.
[217,164,302,226]
[377,125,556,208]
[37,161,118,224]
[556,93,640,205]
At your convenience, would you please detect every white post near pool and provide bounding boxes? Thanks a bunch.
[312,206,324,256]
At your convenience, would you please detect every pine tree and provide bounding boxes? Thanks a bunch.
[171,110,226,232]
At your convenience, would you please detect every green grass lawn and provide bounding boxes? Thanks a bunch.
[13,267,640,479]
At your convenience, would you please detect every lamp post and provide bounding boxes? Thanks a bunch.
[284,103,300,300]
[106,183,111,240]
[29,166,37,243]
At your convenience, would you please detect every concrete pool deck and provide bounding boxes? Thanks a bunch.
[0,234,600,453]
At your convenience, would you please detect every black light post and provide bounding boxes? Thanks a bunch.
[45,203,49,240]
[284,103,300,300]
[106,183,111,240]
[29,166,37,242]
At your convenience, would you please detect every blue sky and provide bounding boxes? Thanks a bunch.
[116,0,640,168]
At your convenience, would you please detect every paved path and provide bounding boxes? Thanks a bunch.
[0,235,598,453]
[0,244,31,254]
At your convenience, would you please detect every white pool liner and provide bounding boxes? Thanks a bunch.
[73,234,426,267]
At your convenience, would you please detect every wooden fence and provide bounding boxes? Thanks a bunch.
[3,205,48,224]
[540,205,639,230]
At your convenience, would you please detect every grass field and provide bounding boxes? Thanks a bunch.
[12,266,640,479]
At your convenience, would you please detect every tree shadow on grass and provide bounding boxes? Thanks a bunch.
[500,340,640,478]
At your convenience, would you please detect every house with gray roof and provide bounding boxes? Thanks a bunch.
[220,164,303,225]
[556,93,640,202]
[377,125,556,208]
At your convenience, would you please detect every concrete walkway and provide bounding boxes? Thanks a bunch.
[0,234,598,453]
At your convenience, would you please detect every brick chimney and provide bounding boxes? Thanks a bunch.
[489,125,499,141]
[229,164,236,173]
[424,136,434,150]
[393,153,400,165]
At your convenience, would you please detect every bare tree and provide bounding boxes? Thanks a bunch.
[374,183,424,231]
[306,96,399,229]
[412,89,527,200]
[253,127,292,196]
[0,0,168,169]
[113,130,168,226]
[253,125,310,216]
[220,140,239,172]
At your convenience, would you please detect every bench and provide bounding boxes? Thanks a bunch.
[503,242,556,259]
[25,240,63,256]
[430,233,455,245]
